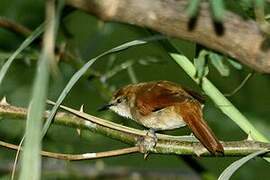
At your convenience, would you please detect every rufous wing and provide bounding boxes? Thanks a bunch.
[135,81,192,116]
[176,101,224,155]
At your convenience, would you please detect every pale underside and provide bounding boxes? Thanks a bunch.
[110,104,186,130]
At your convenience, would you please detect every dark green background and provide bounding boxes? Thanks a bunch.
[0,0,269,179]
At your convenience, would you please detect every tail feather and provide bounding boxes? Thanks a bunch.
[177,102,224,155]
[187,116,224,155]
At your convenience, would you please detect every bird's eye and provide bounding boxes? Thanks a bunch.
[117,98,122,103]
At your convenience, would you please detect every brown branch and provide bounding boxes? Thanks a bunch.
[66,0,270,73]
[0,102,270,157]
[0,17,31,37]
[0,139,139,161]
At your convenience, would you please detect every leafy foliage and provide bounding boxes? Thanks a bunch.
[0,0,269,179]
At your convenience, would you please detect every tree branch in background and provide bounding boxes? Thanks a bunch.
[0,159,200,179]
[0,17,31,37]
[67,0,270,73]
[2,1,270,73]
[0,140,139,160]
[0,102,269,157]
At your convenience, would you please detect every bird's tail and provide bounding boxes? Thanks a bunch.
[177,102,224,155]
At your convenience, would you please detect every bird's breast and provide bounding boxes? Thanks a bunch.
[132,106,186,130]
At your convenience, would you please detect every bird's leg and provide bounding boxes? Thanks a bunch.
[136,128,158,159]
[146,128,158,147]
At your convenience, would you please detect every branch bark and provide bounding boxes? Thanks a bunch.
[66,0,270,73]
[0,140,139,160]
[0,102,269,157]
[0,17,31,37]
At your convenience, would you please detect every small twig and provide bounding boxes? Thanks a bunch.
[11,136,25,180]
[224,72,254,97]
[0,16,81,69]
[0,16,31,37]
[0,140,139,161]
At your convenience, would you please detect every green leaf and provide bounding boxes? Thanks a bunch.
[227,58,242,70]
[186,0,200,17]
[194,50,209,80]
[41,35,165,137]
[0,24,44,87]
[210,0,225,22]
[218,150,269,180]
[209,52,230,76]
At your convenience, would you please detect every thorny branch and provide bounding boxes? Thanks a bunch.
[0,101,269,158]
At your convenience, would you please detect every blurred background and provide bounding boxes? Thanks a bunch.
[0,0,269,179]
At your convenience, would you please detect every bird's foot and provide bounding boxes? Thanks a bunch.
[136,129,158,159]
[146,129,158,147]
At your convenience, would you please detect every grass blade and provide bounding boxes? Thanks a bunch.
[18,50,49,180]
[19,0,58,179]
[218,150,269,180]
[170,53,268,143]
[186,0,200,17]
[210,0,225,22]
[41,35,165,137]
[0,24,44,87]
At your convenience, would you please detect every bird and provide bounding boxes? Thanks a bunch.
[99,80,224,155]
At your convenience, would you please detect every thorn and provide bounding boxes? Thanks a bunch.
[80,104,84,112]
[45,110,51,114]
[194,144,205,157]
[144,153,150,160]
[77,103,84,136]
[247,131,253,141]
[194,150,202,157]
[0,96,9,105]
[76,128,81,136]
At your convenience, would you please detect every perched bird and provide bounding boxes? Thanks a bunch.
[99,80,224,155]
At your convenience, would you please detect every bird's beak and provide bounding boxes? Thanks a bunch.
[98,103,114,111]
